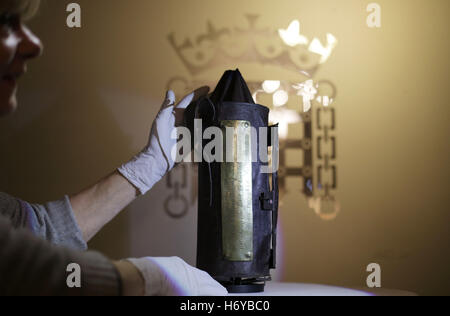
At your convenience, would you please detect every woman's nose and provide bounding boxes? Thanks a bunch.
[17,25,43,60]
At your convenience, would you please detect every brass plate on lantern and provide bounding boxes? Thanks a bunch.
[220,120,253,262]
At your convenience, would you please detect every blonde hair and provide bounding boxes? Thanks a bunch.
[0,0,40,20]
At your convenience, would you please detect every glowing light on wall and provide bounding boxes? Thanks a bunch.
[262,80,281,94]
[278,20,338,64]
[293,79,318,112]
[273,90,289,107]
[316,95,333,107]
[308,33,338,64]
[278,20,309,47]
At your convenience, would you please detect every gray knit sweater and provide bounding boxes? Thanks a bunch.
[0,192,121,296]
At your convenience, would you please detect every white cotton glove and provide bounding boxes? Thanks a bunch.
[118,88,209,195]
[126,257,228,296]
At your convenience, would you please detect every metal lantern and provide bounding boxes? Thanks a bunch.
[185,69,279,293]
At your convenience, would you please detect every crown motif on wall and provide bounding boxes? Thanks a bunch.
[168,15,337,77]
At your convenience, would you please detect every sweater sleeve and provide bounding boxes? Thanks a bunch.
[0,192,86,250]
[0,216,122,296]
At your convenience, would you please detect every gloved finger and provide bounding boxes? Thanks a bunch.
[174,86,210,127]
[160,90,176,111]
[176,86,210,109]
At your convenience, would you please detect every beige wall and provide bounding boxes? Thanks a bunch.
[0,0,448,295]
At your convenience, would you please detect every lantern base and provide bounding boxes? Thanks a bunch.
[221,278,267,293]
[225,283,266,293]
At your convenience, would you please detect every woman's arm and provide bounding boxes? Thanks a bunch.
[70,171,138,242]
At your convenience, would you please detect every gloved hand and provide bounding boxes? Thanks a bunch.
[118,87,209,195]
[126,257,228,296]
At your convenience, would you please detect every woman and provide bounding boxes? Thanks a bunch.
[0,0,226,296]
